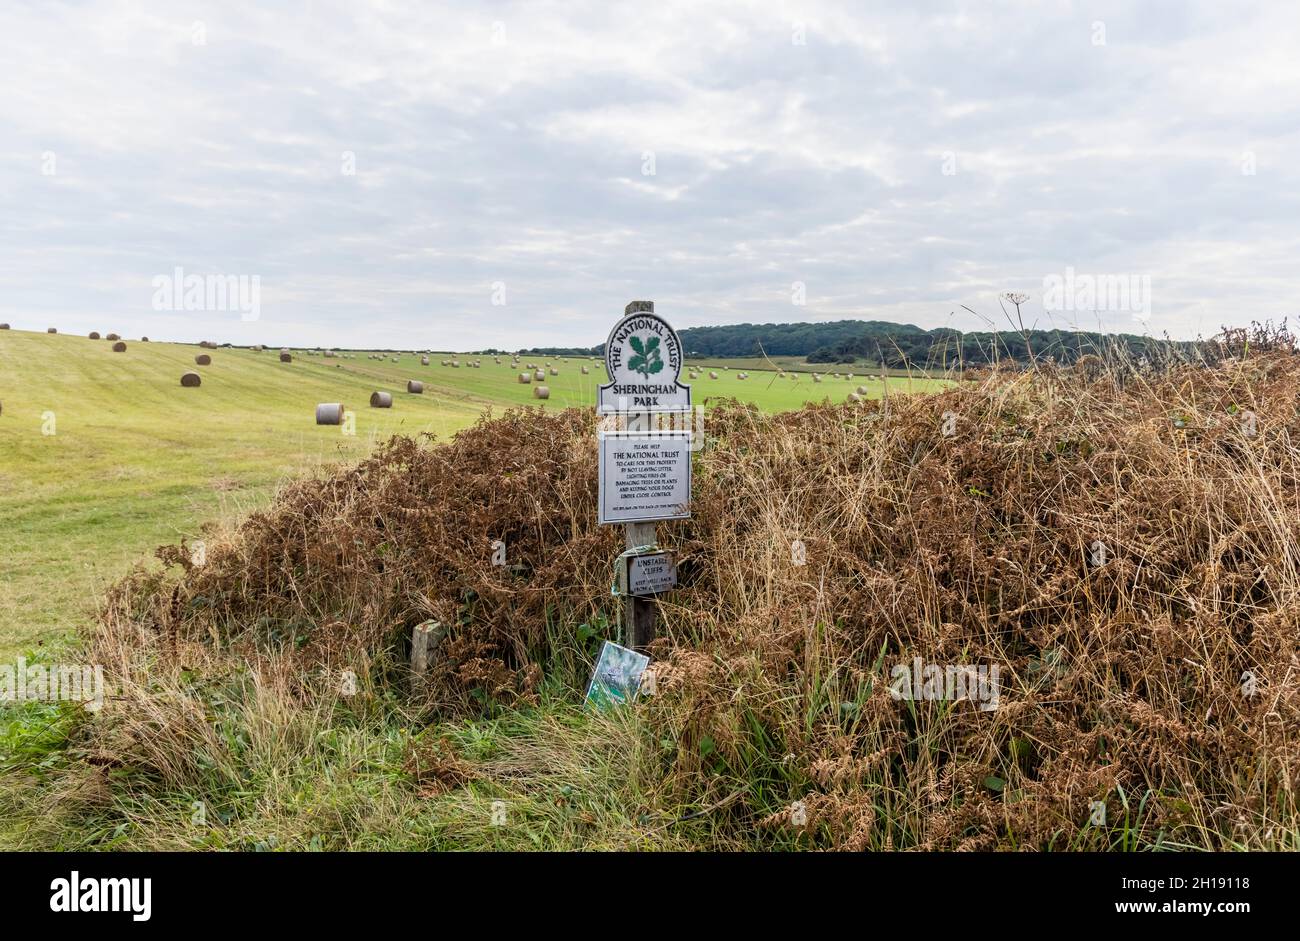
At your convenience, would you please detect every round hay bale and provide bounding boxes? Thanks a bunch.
[857,385,869,396]
[112,341,127,352]
[324,350,336,358]
[518,371,532,383]
[369,391,393,408]
[534,369,545,381]
[848,391,862,402]
[253,344,263,351]
[533,385,550,399]
[581,365,589,374]
[315,403,345,425]
[451,360,460,367]
[47,327,57,334]
[549,367,558,376]
[391,357,398,363]
[407,380,424,393]
[709,371,718,379]
[106,333,120,341]
[195,353,211,365]
[88,331,101,340]
[141,336,149,342]
[813,375,822,383]
[180,371,201,387]
[421,356,429,366]
[279,352,292,363]
[0,323,9,329]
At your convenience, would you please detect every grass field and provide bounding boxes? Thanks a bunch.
[0,330,944,659]
[282,349,940,413]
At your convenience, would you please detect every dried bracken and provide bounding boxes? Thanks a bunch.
[90,347,1300,849]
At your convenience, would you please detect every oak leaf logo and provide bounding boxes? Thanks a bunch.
[627,334,663,379]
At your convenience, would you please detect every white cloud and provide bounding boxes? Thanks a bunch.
[0,0,1296,348]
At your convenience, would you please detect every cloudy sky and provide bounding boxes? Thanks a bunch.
[2,0,1297,349]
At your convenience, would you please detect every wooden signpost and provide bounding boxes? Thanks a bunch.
[599,300,690,650]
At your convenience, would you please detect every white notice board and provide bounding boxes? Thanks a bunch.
[598,431,692,524]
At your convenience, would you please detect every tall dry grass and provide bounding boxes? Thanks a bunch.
[9,340,1299,850]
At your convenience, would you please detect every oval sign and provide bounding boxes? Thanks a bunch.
[598,309,691,414]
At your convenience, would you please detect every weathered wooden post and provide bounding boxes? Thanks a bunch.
[410,620,440,694]
[598,300,691,651]
[623,521,658,649]
[620,300,658,650]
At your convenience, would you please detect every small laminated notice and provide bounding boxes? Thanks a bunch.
[585,640,651,709]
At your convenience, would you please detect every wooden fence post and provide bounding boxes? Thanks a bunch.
[410,620,439,694]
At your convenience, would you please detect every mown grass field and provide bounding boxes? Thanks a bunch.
[0,330,944,659]
[334,349,938,413]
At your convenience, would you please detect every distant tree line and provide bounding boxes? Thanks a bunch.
[521,319,1200,367]
[522,320,900,359]
[804,325,1197,368]
[678,321,894,357]
[518,347,593,356]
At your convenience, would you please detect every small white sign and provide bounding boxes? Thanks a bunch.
[627,551,677,594]
[598,309,690,414]
[585,640,651,708]
[598,431,692,524]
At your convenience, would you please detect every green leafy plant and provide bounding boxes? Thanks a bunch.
[627,335,664,379]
